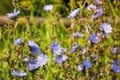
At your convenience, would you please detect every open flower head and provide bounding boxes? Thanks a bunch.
[89,32,100,44]
[111,60,120,73]
[28,54,49,71]
[12,70,27,77]
[7,9,20,19]
[43,4,53,11]
[82,60,92,68]
[70,44,79,53]
[56,55,67,64]
[50,42,67,56]
[14,38,22,46]
[68,8,80,18]
[91,7,103,18]
[100,23,112,34]
[27,41,42,55]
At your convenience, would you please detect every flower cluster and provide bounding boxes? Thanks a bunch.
[50,42,67,64]
[12,38,49,76]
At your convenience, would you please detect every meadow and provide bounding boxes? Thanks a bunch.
[0,0,120,80]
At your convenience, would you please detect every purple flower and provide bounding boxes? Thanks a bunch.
[28,54,49,71]
[78,64,84,71]
[111,47,117,54]
[94,0,102,5]
[50,42,67,56]
[43,4,53,11]
[7,9,20,18]
[87,4,96,11]
[100,23,112,34]
[82,60,92,68]
[91,7,103,18]
[72,32,83,38]
[11,70,27,77]
[27,41,42,55]
[14,38,22,46]
[70,44,79,53]
[56,55,67,64]
[111,60,120,73]
[82,47,87,54]
[68,8,80,18]
[89,32,100,44]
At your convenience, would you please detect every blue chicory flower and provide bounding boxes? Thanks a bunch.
[56,55,67,64]
[91,7,103,18]
[27,41,42,55]
[82,60,92,68]
[111,60,120,73]
[11,70,27,77]
[100,23,112,34]
[28,54,49,71]
[7,9,20,19]
[14,38,22,46]
[50,42,67,56]
[89,32,100,44]
[70,44,79,53]
[68,8,80,18]
[43,4,53,11]
[72,32,83,38]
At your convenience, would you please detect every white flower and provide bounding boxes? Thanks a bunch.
[68,8,80,18]
[43,4,53,11]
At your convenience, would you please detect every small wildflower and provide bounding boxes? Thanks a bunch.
[72,32,83,38]
[87,4,96,11]
[111,47,118,54]
[28,54,49,71]
[14,38,22,46]
[91,7,103,18]
[89,32,100,44]
[78,64,84,71]
[7,9,20,19]
[56,55,67,64]
[36,54,49,67]
[50,42,67,56]
[70,44,79,53]
[82,60,92,68]
[68,8,80,18]
[27,41,42,55]
[100,23,112,34]
[12,70,27,77]
[94,0,102,5]
[111,60,120,73]
[82,47,87,54]
[43,4,53,11]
